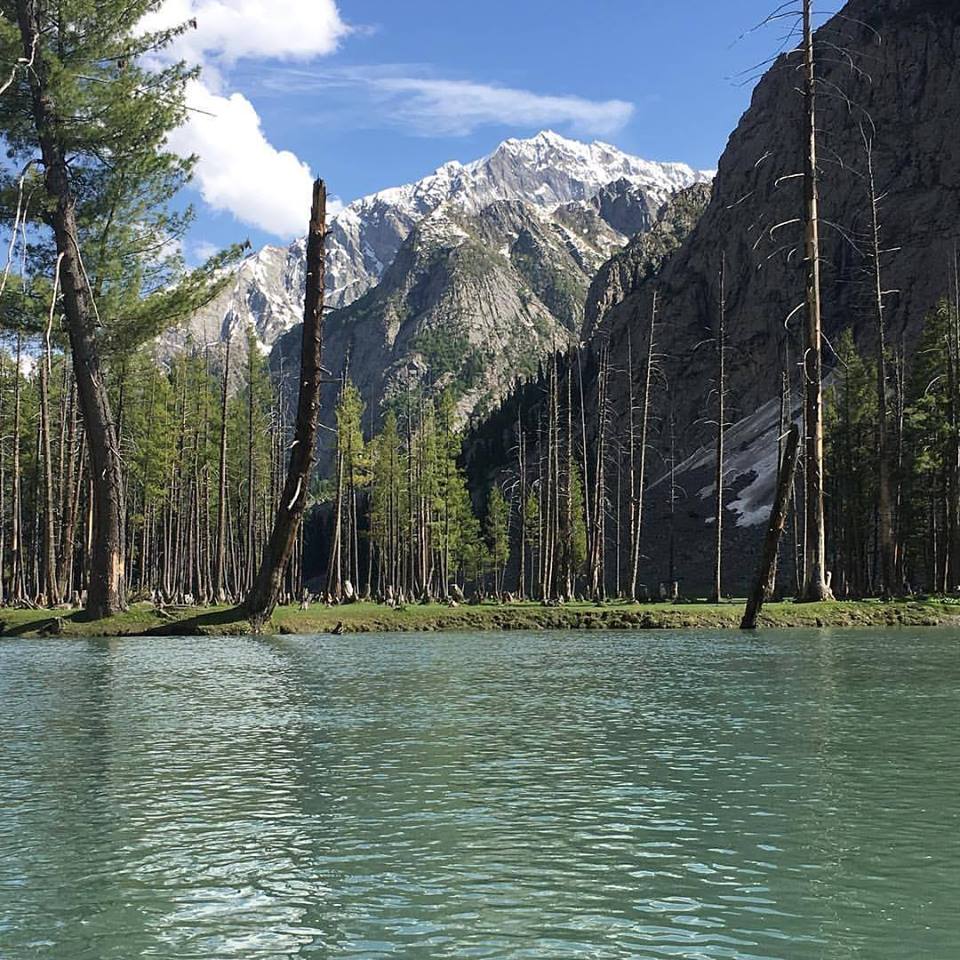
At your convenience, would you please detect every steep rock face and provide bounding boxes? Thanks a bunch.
[589,178,656,238]
[181,131,711,352]
[273,196,628,464]
[582,182,712,341]
[602,0,960,453]
[597,0,959,591]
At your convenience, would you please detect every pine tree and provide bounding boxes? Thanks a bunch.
[0,0,235,616]
[825,331,877,596]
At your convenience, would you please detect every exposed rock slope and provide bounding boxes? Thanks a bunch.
[601,0,960,456]
[582,182,712,340]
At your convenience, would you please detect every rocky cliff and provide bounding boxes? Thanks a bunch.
[272,193,642,464]
[599,0,960,455]
[582,182,712,341]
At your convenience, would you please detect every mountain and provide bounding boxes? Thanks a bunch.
[184,132,712,351]
[272,191,641,464]
[465,0,960,595]
[324,131,710,311]
[581,182,712,341]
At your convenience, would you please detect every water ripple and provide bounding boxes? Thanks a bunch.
[1,630,958,958]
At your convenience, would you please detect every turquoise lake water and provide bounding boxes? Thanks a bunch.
[1,629,958,958]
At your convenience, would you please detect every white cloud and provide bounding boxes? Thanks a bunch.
[375,77,634,137]
[171,80,314,237]
[260,66,635,138]
[141,1,349,237]
[141,0,349,75]
[139,3,634,237]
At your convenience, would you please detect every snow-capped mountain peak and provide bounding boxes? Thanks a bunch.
[323,131,711,309]
[187,132,712,350]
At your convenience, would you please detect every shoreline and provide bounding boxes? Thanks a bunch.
[0,599,957,639]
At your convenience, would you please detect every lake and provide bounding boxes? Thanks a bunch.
[1,630,958,958]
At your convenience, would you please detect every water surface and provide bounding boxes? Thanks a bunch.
[1,629,958,958]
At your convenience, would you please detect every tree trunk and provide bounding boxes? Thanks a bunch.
[517,405,526,600]
[948,247,960,591]
[800,0,832,601]
[712,258,726,603]
[630,289,657,599]
[742,425,801,629]
[10,330,24,602]
[863,132,896,597]
[244,180,326,625]
[0,359,4,605]
[39,271,60,604]
[214,338,231,600]
[15,0,125,617]
[590,344,608,600]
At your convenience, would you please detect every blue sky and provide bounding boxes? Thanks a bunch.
[157,0,798,261]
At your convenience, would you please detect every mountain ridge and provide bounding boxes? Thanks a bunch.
[182,131,712,352]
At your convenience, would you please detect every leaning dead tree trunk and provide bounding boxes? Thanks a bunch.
[244,179,327,626]
[742,424,801,629]
[16,0,125,618]
[800,0,832,601]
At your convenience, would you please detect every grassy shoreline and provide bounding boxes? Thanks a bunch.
[0,598,957,639]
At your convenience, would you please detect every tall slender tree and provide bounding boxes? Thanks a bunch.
[862,127,897,596]
[629,289,658,600]
[712,257,727,603]
[1,1,232,616]
[800,0,832,600]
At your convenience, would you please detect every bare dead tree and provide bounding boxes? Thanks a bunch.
[9,329,24,602]
[861,126,897,597]
[712,256,728,603]
[214,337,231,601]
[589,342,610,601]
[800,0,832,600]
[39,257,63,604]
[244,179,326,626]
[629,288,658,600]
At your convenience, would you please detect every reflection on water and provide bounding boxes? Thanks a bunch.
[1,630,958,958]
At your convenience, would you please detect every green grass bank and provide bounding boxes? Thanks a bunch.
[0,598,957,639]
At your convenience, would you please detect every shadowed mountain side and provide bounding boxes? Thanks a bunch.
[595,0,960,463]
